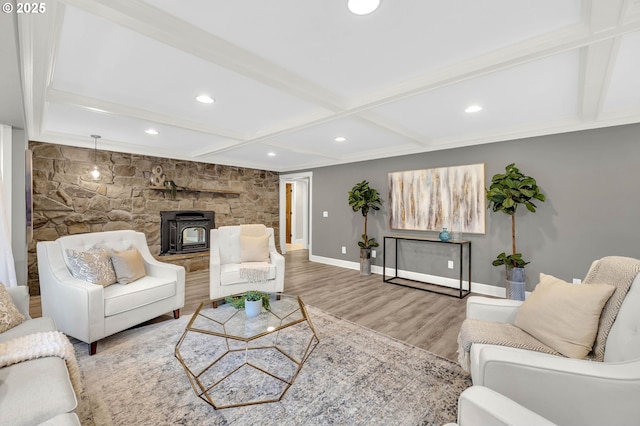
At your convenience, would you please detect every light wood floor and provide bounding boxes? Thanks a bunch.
[30,249,468,361]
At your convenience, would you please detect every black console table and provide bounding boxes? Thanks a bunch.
[382,235,471,298]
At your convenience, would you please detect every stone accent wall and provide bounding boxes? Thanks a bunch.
[28,141,280,294]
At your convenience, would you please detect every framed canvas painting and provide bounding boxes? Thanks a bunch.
[388,163,485,234]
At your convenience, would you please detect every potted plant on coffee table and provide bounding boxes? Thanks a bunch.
[225,291,271,317]
[486,163,546,300]
[348,180,383,276]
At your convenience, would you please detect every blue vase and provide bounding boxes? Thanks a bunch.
[439,227,451,242]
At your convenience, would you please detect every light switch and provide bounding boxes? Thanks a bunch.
[323,211,329,217]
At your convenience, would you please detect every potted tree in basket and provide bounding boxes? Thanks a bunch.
[486,163,546,300]
[348,180,383,276]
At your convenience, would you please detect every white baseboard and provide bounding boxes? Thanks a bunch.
[309,254,510,298]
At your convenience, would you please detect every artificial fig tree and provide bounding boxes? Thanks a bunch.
[486,163,546,269]
[348,180,383,249]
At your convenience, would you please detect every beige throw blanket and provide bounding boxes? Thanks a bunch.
[0,331,83,395]
[239,262,270,283]
[239,224,270,283]
[457,256,640,371]
[457,320,562,371]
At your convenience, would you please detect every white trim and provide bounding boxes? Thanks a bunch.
[0,125,12,238]
[309,254,515,298]
[279,171,312,255]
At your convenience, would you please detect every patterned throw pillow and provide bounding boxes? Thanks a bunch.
[0,283,26,333]
[66,245,117,287]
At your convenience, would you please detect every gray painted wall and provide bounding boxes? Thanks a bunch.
[301,123,640,291]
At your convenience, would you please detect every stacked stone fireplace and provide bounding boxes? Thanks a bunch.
[160,211,215,256]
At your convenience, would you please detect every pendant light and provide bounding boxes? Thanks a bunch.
[90,134,101,179]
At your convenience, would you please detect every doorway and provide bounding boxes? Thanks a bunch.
[279,172,312,255]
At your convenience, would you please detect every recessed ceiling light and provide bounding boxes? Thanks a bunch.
[196,95,215,104]
[268,152,276,157]
[465,105,483,113]
[348,0,380,15]
[334,136,347,142]
[145,129,158,135]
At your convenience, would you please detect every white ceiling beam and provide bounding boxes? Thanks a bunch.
[46,88,248,141]
[578,40,617,121]
[578,0,628,122]
[59,0,347,112]
[586,0,627,32]
[16,0,64,138]
[348,17,640,114]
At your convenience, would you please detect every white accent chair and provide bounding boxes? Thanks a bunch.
[465,259,640,426]
[37,230,185,355]
[209,226,284,300]
[444,386,557,426]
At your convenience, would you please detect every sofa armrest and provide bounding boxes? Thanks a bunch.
[37,241,106,343]
[209,230,222,298]
[270,249,285,292]
[456,386,557,426]
[6,285,31,319]
[477,345,640,425]
[466,296,522,323]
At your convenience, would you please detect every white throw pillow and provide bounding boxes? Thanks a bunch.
[240,234,270,263]
[110,245,146,284]
[515,273,615,359]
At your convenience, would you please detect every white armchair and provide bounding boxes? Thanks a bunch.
[444,386,557,426]
[37,230,185,355]
[466,259,640,426]
[209,225,284,300]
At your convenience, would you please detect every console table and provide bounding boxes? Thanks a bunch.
[382,235,471,298]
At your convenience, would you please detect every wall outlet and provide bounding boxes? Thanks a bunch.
[341,246,346,254]
[323,211,328,217]
[572,278,582,284]
[371,250,376,258]
[448,260,454,269]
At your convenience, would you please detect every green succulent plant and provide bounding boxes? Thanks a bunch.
[225,291,271,311]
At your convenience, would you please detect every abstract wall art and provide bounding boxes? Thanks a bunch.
[388,163,485,233]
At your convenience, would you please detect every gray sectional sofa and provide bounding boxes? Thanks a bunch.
[0,286,80,426]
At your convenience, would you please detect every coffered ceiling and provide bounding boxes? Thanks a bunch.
[10,0,640,171]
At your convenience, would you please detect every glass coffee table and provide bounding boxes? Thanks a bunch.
[175,293,319,409]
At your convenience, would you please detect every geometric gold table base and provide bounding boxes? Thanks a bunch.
[175,293,319,409]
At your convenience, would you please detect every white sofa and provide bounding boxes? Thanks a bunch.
[37,230,185,355]
[209,226,284,300]
[466,258,640,426]
[0,286,80,426]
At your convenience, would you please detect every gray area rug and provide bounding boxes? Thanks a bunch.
[73,306,471,425]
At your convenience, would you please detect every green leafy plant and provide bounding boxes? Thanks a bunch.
[348,180,383,249]
[486,163,546,269]
[164,180,178,200]
[225,291,271,311]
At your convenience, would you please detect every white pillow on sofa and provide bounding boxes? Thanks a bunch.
[240,234,270,263]
[110,245,146,284]
[515,273,615,359]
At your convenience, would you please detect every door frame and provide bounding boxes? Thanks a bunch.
[279,171,312,255]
